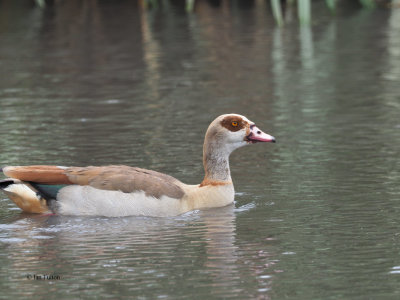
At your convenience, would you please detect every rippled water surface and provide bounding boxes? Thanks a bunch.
[1,1,400,299]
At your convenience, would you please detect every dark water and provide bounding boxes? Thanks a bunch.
[1,1,400,299]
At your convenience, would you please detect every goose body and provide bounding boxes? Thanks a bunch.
[0,114,275,217]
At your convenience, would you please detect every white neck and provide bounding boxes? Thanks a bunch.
[202,137,232,183]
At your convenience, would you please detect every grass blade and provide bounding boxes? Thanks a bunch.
[359,0,376,9]
[298,0,311,25]
[271,0,284,26]
[325,0,336,13]
[35,0,45,8]
[186,0,195,12]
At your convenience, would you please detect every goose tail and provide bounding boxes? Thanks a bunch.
[0,179,50,214]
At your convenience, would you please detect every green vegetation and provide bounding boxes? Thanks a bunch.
[359,0,377,9]
[325,0,337,12]
[271,0,284,27]
[34,0,385,24]
[186,0,195,12]
[272,0,380,26]
[297,0,311,25]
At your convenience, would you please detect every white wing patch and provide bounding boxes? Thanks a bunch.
[57,185,184,217]
[4,183,37,198]
[3,183,50,214]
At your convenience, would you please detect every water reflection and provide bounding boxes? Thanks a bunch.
[1,1,400,299]
[1,204,277,298]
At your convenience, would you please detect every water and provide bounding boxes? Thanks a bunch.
[1,1,400,299]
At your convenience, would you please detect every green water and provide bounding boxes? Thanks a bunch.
[0,1,400,299]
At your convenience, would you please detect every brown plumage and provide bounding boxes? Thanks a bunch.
[0,114,275,216]
[3,165,72,185]
[65,166,184,199]
[3,165,185,199]
[219,115,247,132]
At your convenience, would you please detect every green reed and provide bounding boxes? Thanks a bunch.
[359,0,376,8]
[271,0,378,26]
[186,0,195,12]
[298,0,311,25]
[325,0,337,12]
[271,0,284,27]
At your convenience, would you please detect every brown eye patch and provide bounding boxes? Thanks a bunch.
[220,116,246,132]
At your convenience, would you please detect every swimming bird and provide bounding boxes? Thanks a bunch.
[0,114,275,217]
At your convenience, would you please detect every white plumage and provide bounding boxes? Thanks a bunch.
[0,114,275,217]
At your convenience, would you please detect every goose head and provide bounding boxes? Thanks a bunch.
[204,114,275,154]
[201,114,275,183]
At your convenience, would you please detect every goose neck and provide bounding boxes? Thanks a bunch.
[202,140,232,183]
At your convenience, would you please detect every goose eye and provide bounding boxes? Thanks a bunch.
[231,121,238,127]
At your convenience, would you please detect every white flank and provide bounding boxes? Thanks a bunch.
[4,184,38,200]
[57,185,183,217]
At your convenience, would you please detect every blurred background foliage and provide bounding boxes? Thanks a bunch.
[31,0,400,25]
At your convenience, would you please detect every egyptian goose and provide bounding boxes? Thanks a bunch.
[0,114,275,217]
